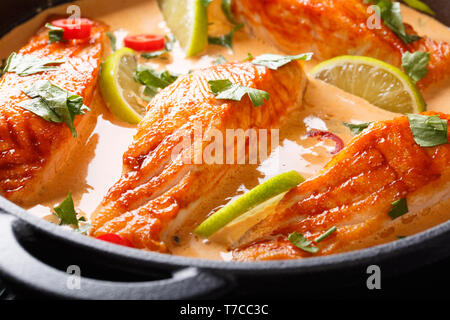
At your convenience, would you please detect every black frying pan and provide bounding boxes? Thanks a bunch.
[0,0,449,300]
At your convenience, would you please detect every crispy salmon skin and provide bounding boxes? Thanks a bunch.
[90,61,307,252]
[0,20,107,205]
[233,0,450,89]
[233,112,450,261]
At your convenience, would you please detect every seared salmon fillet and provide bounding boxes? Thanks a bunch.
[233,112,450,261]
[90,61,308,252]
[0,20,106,205]
[233,0,450,89]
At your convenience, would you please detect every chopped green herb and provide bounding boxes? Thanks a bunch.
[201,0,213,7]
[221,0,237,24]
[134,66,178,99]
[45,23,64,43]
[288,232,319,254]
[397,235,407,239]
[3,52,65,76]
[388,198,409,219]
[214,54,227,65]
[402,51,430,83]
[402,0,435,15]
[141,50,169,59]
[366,0,420,44]
[19,80,89,137]
[251,53,313,70]
[244,53,254,61]
[208,79,269,107]
[208,23,243,49]
[106,32,117,51]
[343,122,372,135]
[53,192,80,227]
[0,58,6,77]
[407,114,448,147]
[314,226,337,243]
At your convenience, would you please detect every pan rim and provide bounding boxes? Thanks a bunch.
[2,195,450,273]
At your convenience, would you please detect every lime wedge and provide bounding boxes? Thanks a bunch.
[99,47,145,124]
[158,0,208,57]
[210,192,287,247]
[195,171,304,238]
[310,55,426,113]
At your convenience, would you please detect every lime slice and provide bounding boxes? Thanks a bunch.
[195,171,304,238]
[310,55,425,113]
[158,0,208,57]
[210,192,286,247]
[99,47,144,124]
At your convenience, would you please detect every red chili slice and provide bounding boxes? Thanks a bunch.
[96,233,134,248]
[52,18,93,40]
[124,34,165,52]
[307,130,344,155]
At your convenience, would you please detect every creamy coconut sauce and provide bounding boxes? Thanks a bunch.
[0,0,449,260]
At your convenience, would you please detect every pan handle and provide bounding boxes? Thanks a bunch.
[0,214,229,299]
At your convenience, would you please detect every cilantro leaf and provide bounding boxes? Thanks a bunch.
[141,50,169,59]
[314,226,337,243]
[343,122,372,135]
[3,52,66,76]
[53,192,79,227]
[201,0,213,7]
[19,80,89,137]
[208,24,243,49]
[208,79,269,107]
[402,0,435,15]
[402,51,430,83]
[387,198,409,219]
[407,114,448,147]
[367,0,420,44]
[134,66,178,99]
[244,53,254,61]
[0,58,7,78]
[45,23,64,43]
[288,232,319,253]
[221,0,237,24]
[251,53,313,70]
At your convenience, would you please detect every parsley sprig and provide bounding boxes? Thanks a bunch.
[19,80,89,137]
[251,53,313,70]
[53,192,91,233]
[402,51,430,83]
[365,0,420,44]
[343,122,372,135]
[208,79,269,107]
[407,114,448,147]
[288,226,337,254]
[3,52,66,76]
[45,23,64,43]
[208,24,243,49]
[388,198,409,219]
[134,66,178,100]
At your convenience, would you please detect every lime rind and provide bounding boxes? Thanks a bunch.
[311,55,426,114]
[158,0,208,57]
[99,47,143,124]
[195,171,304,238]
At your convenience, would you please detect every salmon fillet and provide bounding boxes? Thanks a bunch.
[233,0,450,89]
[0,20,107,205]
[233,112,450,261]
[90,61,308,252]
